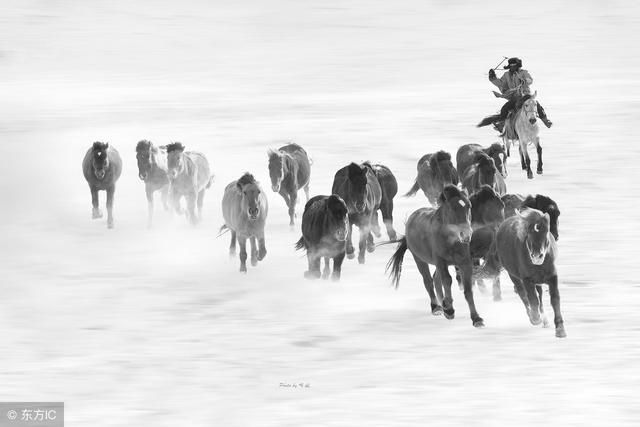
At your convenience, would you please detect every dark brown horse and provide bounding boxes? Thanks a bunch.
[295,195,349,281]
[82,142,122,229]
[387,185,484,327]
[166,142,214,225]
[461,152,498,196]
[493,208,566,338]
[502,193,561,241]
[456,143,507,179]
[222,173,268,273]
[267,143,311,226]
[405,151,459,206]
[136,140,170,227]
[331,162,382,264]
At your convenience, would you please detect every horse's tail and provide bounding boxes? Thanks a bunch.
[404,178,420,197]
[294,236,306,251]
[386,237,408,289]
[206,174,215,189]
[217,224,229,237]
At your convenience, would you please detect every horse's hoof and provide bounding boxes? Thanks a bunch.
[388,231,397,241]
[529,315,542,326]
[473,319,485,328]
[431,305,443,316]
[366,245,375,253]
[542,317,551,328]
[373,230,382,238]
[347,252,355,260]
[331,272,341,282]
[304,270,321,280]
[537,169,543,175]
[107,221,114,229]
[250,258,258,266]
[555,326,567,338]
[229,250,236,257]
[357,256,365,264]
[493,294,502,302]
[257,250,267,261]
[527,171,534,179]
[239,266,247,273]
[444,308,455,320]
[92,210,103,219]
[321,270,330,280]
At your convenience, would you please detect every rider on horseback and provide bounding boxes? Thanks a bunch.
[477,57,553,130]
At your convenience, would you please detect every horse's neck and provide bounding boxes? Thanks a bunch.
[282,153,296,176]
[152,146,168,171]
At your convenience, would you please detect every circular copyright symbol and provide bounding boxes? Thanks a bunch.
[6,410,18,420]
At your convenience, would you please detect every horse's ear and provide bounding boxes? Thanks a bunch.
[105,142,109,149]
[236,181,243,192]
[532,90,537,99]
[515,208,524,218]
[543,212,550,225]
[347,162,363,179]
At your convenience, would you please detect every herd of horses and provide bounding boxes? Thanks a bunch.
[81,107,565,337]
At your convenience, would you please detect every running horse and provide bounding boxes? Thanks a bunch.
[267,143,311,226]
[166,142,214,225]
[503,92,544,179]
[222,173,268,273]
[387,185,484,328]
[135,140,170,227]
[82,141,122,229]
[456,143,507,179]
[405,151,459,206]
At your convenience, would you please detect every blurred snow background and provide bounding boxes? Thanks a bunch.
[1,0,639,425]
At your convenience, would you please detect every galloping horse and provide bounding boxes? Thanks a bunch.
[369,163,398,240]
[82,142,122,229]
[456,143,507,179]
[387,185,484,328]
[331,162,382,264]
[405,151,459,206]
[222,173,268,273]
[166,142,214,225]
[502,193,561,241]
[267,143,311,226]
[492,208,566,338]
[461,152,497,195]
[503,92,543,179]
[136,140,169,227]
[295,195,349,281]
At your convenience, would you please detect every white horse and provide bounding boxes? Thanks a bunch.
[502,92,543,179]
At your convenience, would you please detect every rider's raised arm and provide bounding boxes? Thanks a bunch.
[489,72,507,92]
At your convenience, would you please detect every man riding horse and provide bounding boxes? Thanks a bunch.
[477,57,552,130]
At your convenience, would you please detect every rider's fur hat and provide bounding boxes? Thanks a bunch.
[504,57,522,69]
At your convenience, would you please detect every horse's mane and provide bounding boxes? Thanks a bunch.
[93,141,109,151]
[469,185,499,207]
[166,142,185,153]
[438,184,466,205]
[237,172,257,187]
[135,140,151,152]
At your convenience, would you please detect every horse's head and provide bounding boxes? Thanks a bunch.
[487,143,508,177]
[523,194,560,241]
[326,195,349,241]
[237,173,263,220]
[521,92,538,125]
[469,185,505,226]
[439,184,472,243]
[166,142,186,180]
[430,151,459,186]
[267,149,285,193]
[518,208,552,265]
[91,141,110,180]
[135,140,153,181]
[474,152,498,187]
[347,162,369,213]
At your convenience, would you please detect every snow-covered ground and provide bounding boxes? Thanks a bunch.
[1,1,640,425]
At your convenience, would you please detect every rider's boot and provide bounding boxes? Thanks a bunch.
[536,102,553,128]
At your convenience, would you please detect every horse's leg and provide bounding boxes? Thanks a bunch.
[492,274,502,302]
[432,269,445,308]
[106,185,115,229]
[238,236,248,273]
[229,230,237,256]
[257,230,267,261]
[331,251,345,281]
[455,260,484,327]
[345,218,355,259]
[523,279,542,325]
[321,256,331,279]
[288,190,297,227]
[412,254,441,315]
[524,143,533,179]
[547,275,566,337]
[537,285,550,327]
[357,223,368,264]
[304,249,321,279]
[161,185,170,211]
[90,185,102,219]
[380,198,397,240]
[279,191,291,225]
[371,210,382,238]
[249,236,258,266]
[197,189,205,220]
[146,185,154,228]
[186,192,197,225]
[510,273,531,311]
[519,140,527,170]
[303,182,310,202]
[171,190,183,216]
[435,260,456,320]
[536,138,543,174]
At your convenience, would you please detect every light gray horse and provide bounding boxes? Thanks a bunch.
[136,140,169,227]
[221,173,268,273]
[166,142,214,225]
